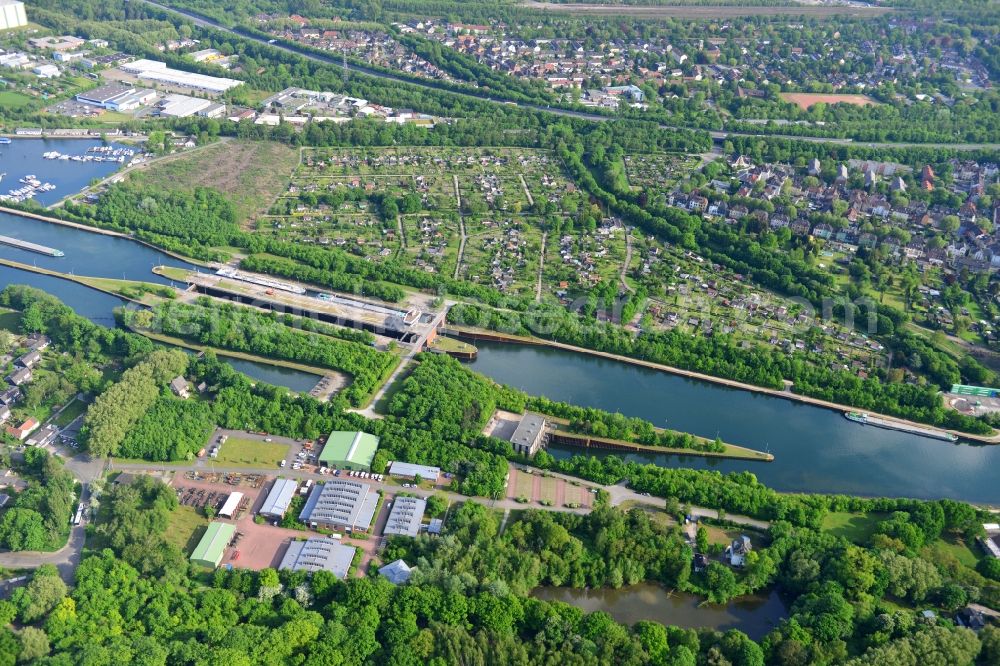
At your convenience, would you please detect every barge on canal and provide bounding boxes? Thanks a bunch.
[844,411,958,442]
[0,235,64,257]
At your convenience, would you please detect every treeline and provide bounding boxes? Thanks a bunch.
[64,184,240,254]
[0,449,76,552]
[121,300,396,407]
[79,349,190,458]
[0,285,155,361]
[240,254,407,303]
[117,397,216,461]
[525,395,726,453]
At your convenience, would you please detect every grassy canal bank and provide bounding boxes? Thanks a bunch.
[0,256,173,306]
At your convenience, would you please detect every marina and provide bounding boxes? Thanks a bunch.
[0,137,134,206]
[0,234,64,257]
[1,174,57,204]
[844,411,959,442]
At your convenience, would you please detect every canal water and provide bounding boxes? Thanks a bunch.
[467,341,1000,504]
[533,584,787,640]
[0,137,134,207]
[0,210,319,393]
[0,210,195,282]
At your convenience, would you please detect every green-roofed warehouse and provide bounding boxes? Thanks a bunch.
[190,521,235,568]
[319,431,379,471]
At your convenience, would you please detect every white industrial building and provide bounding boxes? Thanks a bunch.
[121,59,241,94]
[218,491,244,519]
[0,52,29,69]
[33,63,59,78]
[259,478,298,519]
[280,538,356,577]
[156,93,216,118]
[0,1,27,31]
[388,461,440,481]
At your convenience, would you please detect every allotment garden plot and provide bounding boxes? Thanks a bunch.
[267,147,581,296]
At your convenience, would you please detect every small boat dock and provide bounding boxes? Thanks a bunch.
[0,234,64,257]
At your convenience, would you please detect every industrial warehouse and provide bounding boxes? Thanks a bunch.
[383,496,426,538]
[319,431,380,472]
[119,58,241,94]
[259,478,298,520]
[189,521,236,569]
[279,538,357,577]
[298,479,379,532]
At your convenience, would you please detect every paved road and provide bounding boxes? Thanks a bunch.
[141,0,1000,151]
[111,457,771,529]
[352,308,448,419]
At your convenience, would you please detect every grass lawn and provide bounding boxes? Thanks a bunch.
[0,309,21,333]
[215,437,289,468]
[166,505,211,554]
[822,511,884,544]
[53,398,88,427]
[131,140,299,224]
[0,91,34,112]
[923,536,982,569]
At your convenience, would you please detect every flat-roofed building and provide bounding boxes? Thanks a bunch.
[33,64,60,78]
[259,478,298,519]
[383,496,426,538]
[0,1,27,31]
[198,101,226,118]
[157,93,212,118]
[189,521,235,568]
[107,88,156,112]
[319,431,379,471]
[76,83,135,108]
[388,461,440,481]
[29,35,84,51]
[299,479,378,532]
[509,412,546,456]
[218,491,243,519]
[279,537,356,577]
[121,58,240,94]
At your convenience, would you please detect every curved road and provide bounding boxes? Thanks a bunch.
[140,0,1000,151]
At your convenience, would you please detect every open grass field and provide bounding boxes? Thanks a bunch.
[215,437,289,468]
[821,511,884,544]
[780,92,879,111]
[131,140,300,224]
[165,505,211,554]
[0,91,35,112]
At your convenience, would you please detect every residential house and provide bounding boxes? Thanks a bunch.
[6,367,31,387]
[726,535,752,567]
[170,376,190,399]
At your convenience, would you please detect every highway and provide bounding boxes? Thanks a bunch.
[140,0,1000,151]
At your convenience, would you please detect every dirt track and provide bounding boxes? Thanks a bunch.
[521,1,893,18]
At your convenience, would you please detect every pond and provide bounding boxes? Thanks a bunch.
[533,583,788,640]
